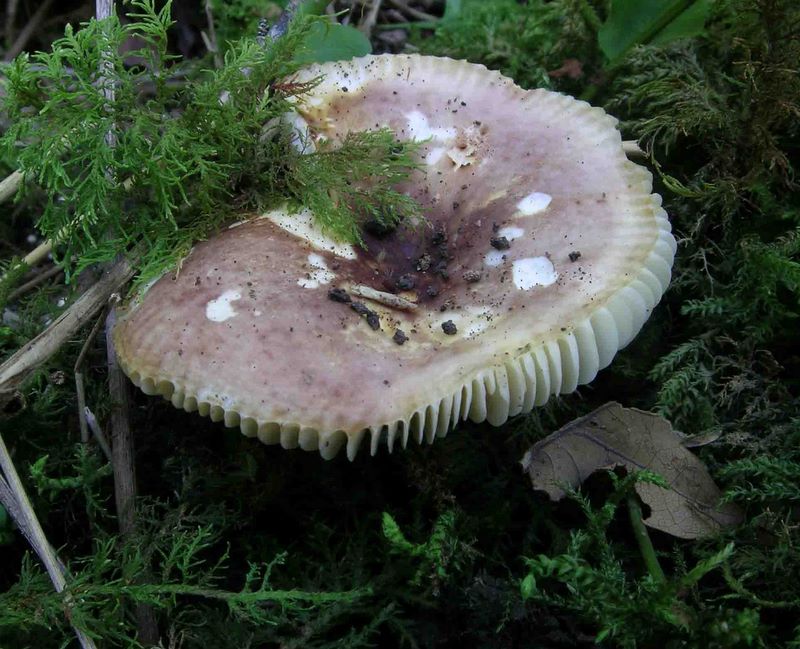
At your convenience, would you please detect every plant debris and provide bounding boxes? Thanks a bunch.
[490,236,510,250]
[395,274,416,291]
[522,402,743,539]
[328,287,351,303]
[350,301,381,330]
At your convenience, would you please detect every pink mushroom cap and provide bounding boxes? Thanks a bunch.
[113,55,676,460]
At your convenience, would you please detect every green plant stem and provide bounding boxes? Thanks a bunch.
[81,583,371,603]
[576,0,602,31]
[627,495,665,583]
[722,563,798,609]
[582,0,699,102]
[580,63,621,102]
[626,0,696,62]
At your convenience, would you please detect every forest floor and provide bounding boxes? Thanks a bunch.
[0,1,799,648]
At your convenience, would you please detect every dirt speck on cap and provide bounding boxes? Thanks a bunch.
[396,274,416,291]
[351,301,381,330]
[328,287,351,303]
[490,236,511,250]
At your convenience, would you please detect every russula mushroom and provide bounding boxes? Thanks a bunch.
[113,55,676,460]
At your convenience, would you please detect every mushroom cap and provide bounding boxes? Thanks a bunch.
[113,55,676,460]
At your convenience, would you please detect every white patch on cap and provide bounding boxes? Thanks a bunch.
[517,192,552,215]
[497,226,524,240]
[405,111,457,142]
[298,253,335,289]
[206,289,242,322]
[513,257,558,290]
[425,147,446,165]
[265,208,356,260]
[484,250,507,267]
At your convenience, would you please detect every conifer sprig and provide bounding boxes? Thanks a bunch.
[1,0,422,289]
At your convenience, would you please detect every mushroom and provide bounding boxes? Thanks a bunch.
[113,55,676,460]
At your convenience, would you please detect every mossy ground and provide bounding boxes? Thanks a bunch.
[1,1,799,647]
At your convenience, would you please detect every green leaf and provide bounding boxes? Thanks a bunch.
[294,21,371,65]
[520,573,536,600]
[598,0,712,65]
[443,0,463,21]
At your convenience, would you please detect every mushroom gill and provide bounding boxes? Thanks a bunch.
[112,55,676,460]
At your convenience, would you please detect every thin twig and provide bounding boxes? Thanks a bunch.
[0,256,135,411]
[268,0,305,41]
[348,283,418,311]
[358,0,384,39]
[75,308,109,444]
[267,0,331,41]
[106,304,161,644]
[4,0,19,48]
[96,0,116,149]
[104,306,138,536]
[84,406,113,464]
[21,239,53,267]
[96,1,159,642]
[3,0,55,61]
[202,0,222,69]
[6,264,63,302]
[0,169,24,203]
[0,174,134,295]
[386,0,437,22]
[0,434,99,649]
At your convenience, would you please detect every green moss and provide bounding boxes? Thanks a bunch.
[2,0,800,647]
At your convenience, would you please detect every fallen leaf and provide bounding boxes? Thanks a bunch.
[521,402,742,539]
[680,428,722,448]
[548,58,583,80]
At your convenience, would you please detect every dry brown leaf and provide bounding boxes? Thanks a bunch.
[521,402,742,539]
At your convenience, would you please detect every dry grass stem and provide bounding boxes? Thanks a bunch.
[348,283,419,311]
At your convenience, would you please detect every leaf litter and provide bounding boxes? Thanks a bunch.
[521,402,742,539]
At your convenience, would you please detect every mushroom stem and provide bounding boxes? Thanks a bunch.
[348,283,419,311]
